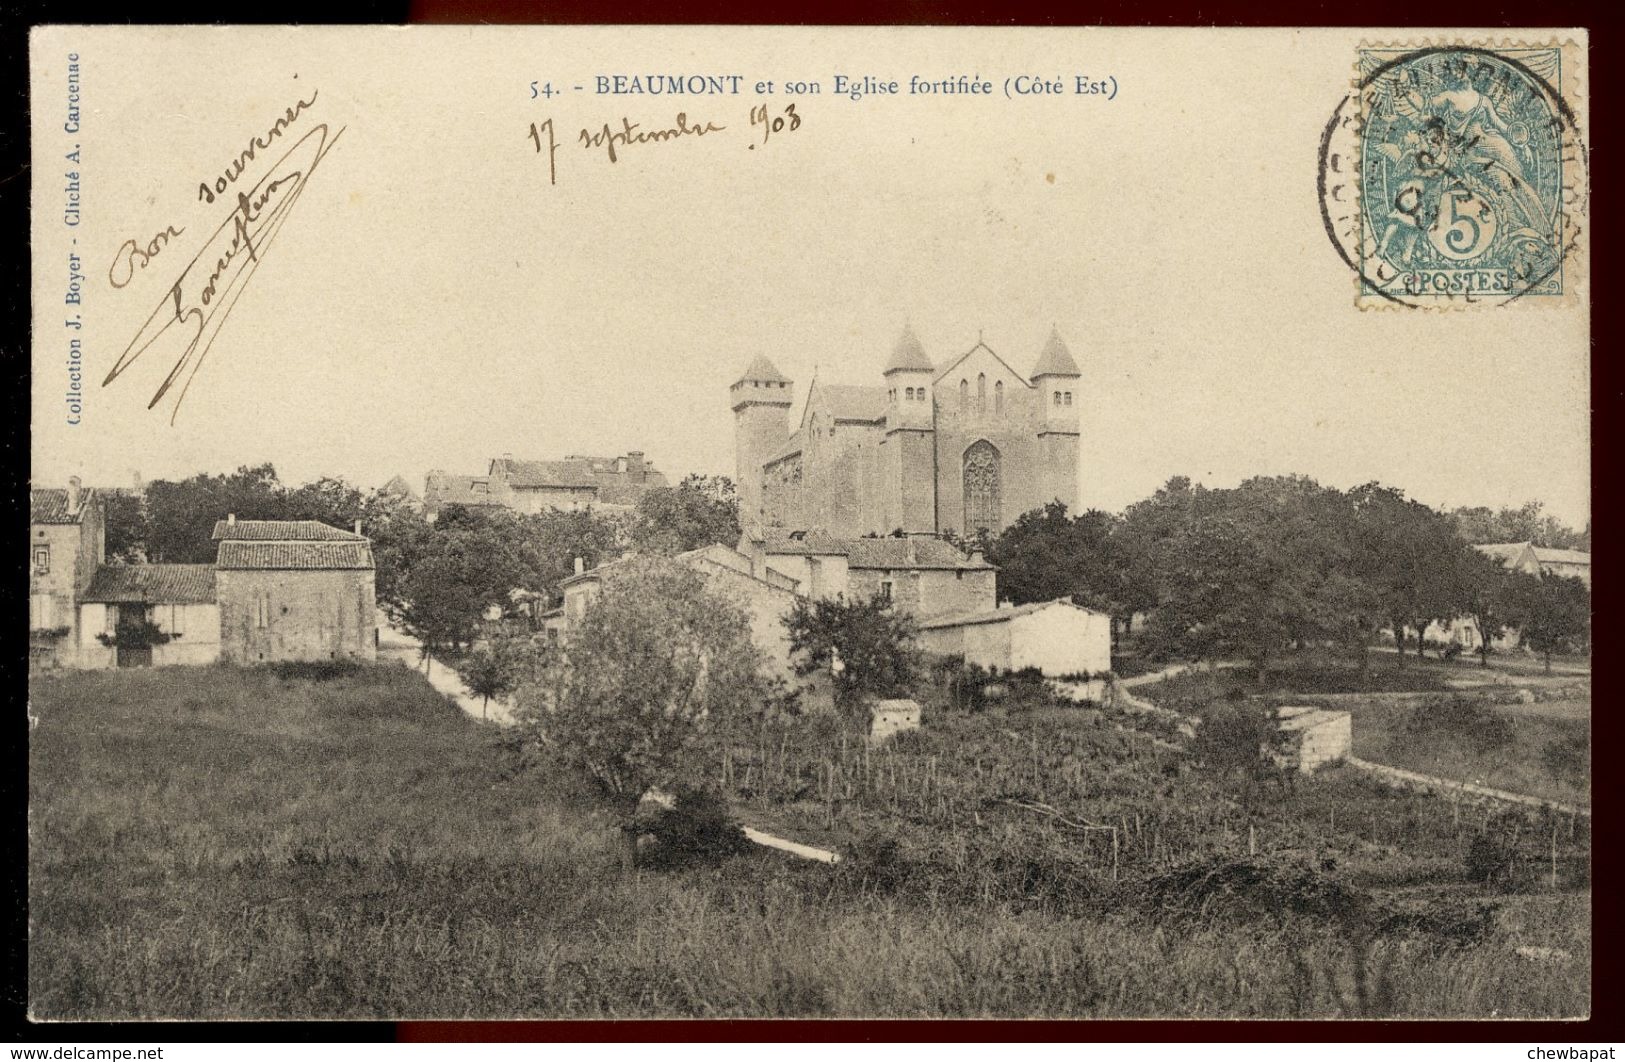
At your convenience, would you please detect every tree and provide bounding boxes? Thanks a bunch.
[457,628,530,720]
[100,490,149,563]
[1457,549,1517,669]
[783,594,919,724]
[629,474,740,555]
[1144,477,1354,680]
[142,464,286,562]
[1190,695,1288,809]
[1348,484,1474,670]
[513,557,768,868]
[988,502,1128,622]
[395,554,488,672]
[1450,501,1588,550]
[1508,570,1590,672]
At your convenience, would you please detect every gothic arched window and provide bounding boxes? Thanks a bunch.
[959,379,968,409]
[994,380,1004,413]
[963,440,1002,533]
[978,373,987,412]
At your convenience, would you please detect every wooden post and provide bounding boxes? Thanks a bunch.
[1112,828,1120,881]
[1551,825,1559,889]
[1249,823,1257,856]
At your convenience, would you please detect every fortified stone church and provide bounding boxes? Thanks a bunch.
[731,327,1082,539]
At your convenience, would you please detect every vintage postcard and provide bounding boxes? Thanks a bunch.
[28,25,1590,1021]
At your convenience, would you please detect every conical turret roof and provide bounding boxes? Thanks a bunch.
[1032,327,1081,377]
[737,354,790,385]
[883,326,935,374]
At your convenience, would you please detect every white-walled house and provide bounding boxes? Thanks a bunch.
[78,564,220,668]
[917,599,1112,677]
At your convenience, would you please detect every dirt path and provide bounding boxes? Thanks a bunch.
[1346,756,1589,818]
[377,624,516,725]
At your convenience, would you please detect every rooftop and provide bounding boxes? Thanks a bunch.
[918,598,1098,630]
[30,487,97,525]
[212,519,367,542]
[82,564,216,604]
[1032,326,1081,377]
[216,541,376,571]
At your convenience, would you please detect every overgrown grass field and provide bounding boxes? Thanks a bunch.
[29,664,1589,1019]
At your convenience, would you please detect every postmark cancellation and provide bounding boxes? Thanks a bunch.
[1320,38,1588,309]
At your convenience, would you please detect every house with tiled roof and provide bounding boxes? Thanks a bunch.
[733,326,1082,539]
[1475,541,1591,589]
[423,451,668,519]
[737,527,998,620]
[29,479,105,668]
[78,564,220,668]
[555,543,805,686]
[214,515,376,664]
[56,513,376,669]
[917,598,1112,677]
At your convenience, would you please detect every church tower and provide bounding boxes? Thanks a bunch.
[882,326,937,534]
[731,355,793,531]
[1031,327,1082,512]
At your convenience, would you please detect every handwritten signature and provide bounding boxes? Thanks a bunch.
[103,118,344,422]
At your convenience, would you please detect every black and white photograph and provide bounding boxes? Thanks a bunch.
[26,24,1591,1024]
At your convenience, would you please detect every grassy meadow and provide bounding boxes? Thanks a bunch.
[28,663,1589,1019]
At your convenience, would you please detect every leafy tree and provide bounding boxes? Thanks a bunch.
[1508,570,1590,672]
[142,464,286,562]
[100,490,149,563]
[395,554,488,672]
[1144,477,1353,680]
[513,558,768,868]
[1189,695,1288,811]
[1457,548,1517,669]
[457,627,531,720]
[988,502,1128,622]
[629,474,740,555]
[1348,484,1473,670]
[1450,501,1588,550]
[783,594,919,723]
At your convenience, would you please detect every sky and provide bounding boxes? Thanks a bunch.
[31,26,1591,526]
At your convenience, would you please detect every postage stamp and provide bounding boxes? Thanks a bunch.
[1319,41,1588,308]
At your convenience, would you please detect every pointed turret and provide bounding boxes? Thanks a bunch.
[1032,326,1081,378]
[883,326,935,375]
[882,326,935,434]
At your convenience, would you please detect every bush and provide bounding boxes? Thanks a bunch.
[1402,696,1514,754]
[636,787,751,870]
[265,659,364,682]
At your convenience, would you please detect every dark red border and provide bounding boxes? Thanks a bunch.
[394,0,1618,1042]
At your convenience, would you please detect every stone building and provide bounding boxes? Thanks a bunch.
[556,544,803,685]
[917,598,1112,677]
[425,452,668,519]
[213,517,377,664]
[736,529,997,621]
[731,327,1082,538]
[28,480,105,668]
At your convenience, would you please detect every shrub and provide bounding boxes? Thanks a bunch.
[1402,696,1514,754]
[637,787,751,870]
[265,659,364,682]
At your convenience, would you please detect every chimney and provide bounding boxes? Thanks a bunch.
[227,513,236,526]
[66,476,81,515]
[627,451,646,482]
[615,456,627,475]
[969,549,985,566]
[353,519,363,536]
[573,556,585,576]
